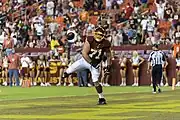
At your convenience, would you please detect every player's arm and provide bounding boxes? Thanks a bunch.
[82,39,92,64]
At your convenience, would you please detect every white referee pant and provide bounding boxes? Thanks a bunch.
[66,57,100,83]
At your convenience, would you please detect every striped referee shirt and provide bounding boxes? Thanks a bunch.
[148,50,166,67]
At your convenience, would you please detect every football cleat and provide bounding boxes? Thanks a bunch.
[97,98,107,105]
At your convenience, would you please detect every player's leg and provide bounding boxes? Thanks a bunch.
[90,67,106,105]
[62,58,86,79]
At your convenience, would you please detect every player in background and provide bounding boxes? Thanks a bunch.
[62,26,111,105]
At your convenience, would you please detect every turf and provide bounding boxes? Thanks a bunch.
[0,86,180,120]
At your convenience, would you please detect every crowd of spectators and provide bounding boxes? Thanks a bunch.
[0,0,179,86]
[0,0,179,53]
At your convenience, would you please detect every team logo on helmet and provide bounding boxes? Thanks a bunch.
[93,26,105,42]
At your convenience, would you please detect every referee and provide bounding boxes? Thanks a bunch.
[147,44,166,93]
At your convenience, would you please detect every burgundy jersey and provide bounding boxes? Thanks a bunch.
[87,36,111,65]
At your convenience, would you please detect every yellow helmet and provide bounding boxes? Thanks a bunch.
[93,26,105,42]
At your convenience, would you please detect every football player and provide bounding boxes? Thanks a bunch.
[62,26,111,105]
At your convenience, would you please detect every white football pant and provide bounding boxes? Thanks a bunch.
[66,57,100,82]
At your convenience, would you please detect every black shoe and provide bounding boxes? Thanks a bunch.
[158,88,162,93]
[97,98,107,105]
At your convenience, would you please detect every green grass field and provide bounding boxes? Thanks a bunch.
[0,86,180,120]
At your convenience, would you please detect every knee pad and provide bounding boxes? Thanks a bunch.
[94,81,100,87]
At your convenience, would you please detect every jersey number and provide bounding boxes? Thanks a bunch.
[89,49,102,59]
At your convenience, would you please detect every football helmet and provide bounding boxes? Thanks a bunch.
[93,26,105,42]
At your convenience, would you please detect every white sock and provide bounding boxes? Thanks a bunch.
[98,93,104,98]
